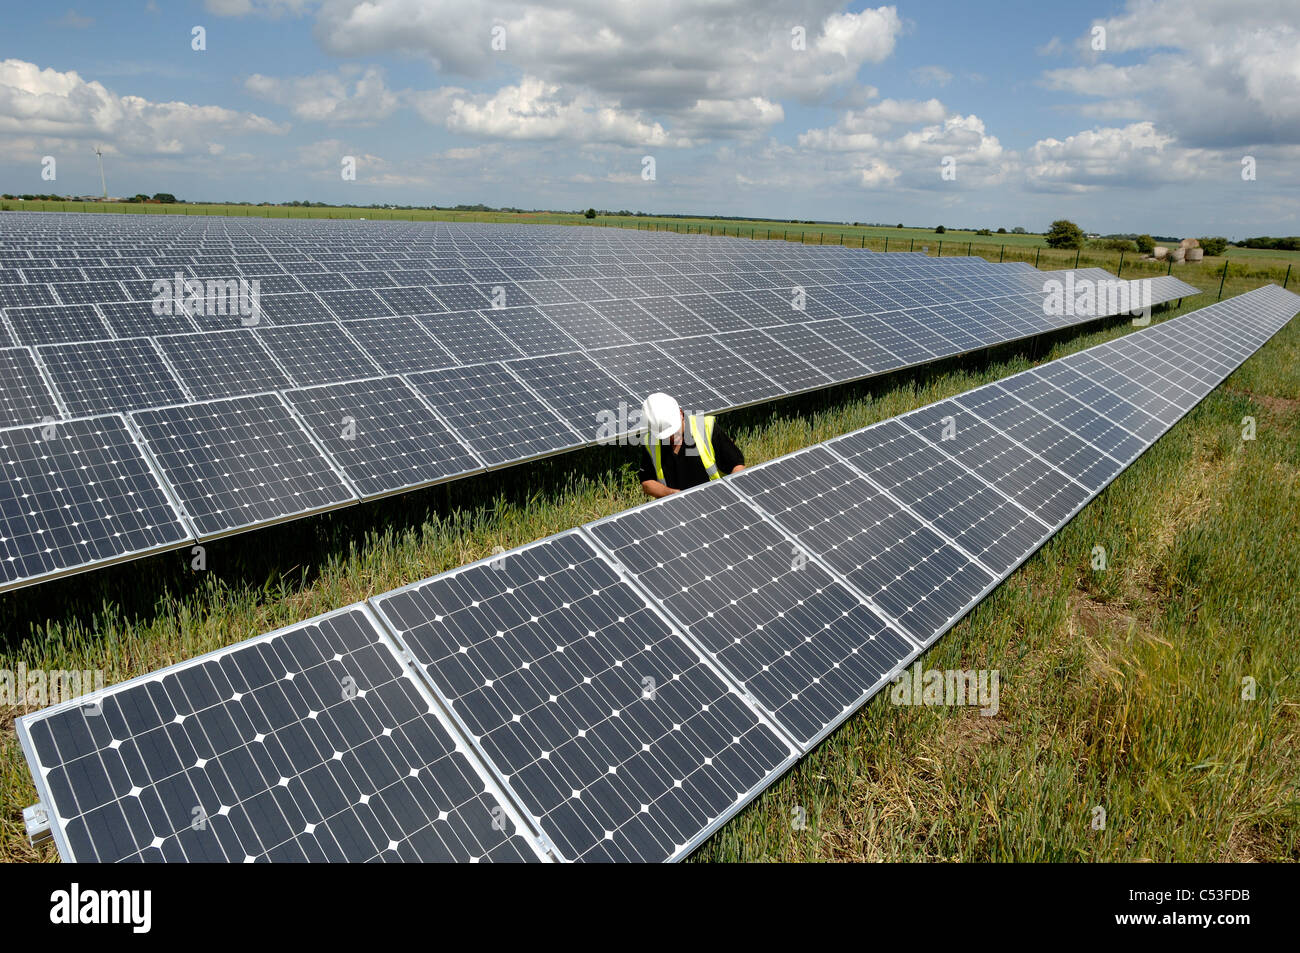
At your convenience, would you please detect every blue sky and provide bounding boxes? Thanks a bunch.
[2,0,1297,237]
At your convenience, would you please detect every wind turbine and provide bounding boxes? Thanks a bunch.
[94,145,107,200]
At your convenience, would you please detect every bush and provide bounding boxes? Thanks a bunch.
[1045,219,1085,249]
[996,227,1007,233]
[1012,226,1027,234]
[1198,236,1229,256]
[1135,234,1155,254]
[1097,237,1136,252]
[584,208,596,219]
[935,225,946,234]
[896,223,903,228]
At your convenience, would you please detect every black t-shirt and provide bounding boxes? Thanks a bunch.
[637,424,744,490]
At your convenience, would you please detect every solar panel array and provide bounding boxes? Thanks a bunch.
[0,213,1201,594]
[22,284,1295,863]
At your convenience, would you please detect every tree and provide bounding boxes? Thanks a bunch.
[976,228,992,236]
[996,227,1007,234]
[1045,219,1085,249]
[935,225,946,234]
[1012,226,1027,234]
[1198,236,1229,256]
[584,208,596,219]
[1099,237,1136,252]
[1135,234,1155,254]
[896,223,904,228]
[153,192,178,204]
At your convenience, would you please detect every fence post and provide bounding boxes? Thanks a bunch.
[1167,257,1173,275]
[884,237,889,252]
[1117,249,1124,278]
[910,238,914,252]
[1034,247,1040,268]
[1217,260,1228,300]
[1073,247,1081,268]
[967,241,972,256]
[937,241,942,256]
[999,244,1004,262]
[1284,264,1291,290]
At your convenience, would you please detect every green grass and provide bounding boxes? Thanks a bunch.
[0,224,1294,861]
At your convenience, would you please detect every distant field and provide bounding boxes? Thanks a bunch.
[5,199,1298,284]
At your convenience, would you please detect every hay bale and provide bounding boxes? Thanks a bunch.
[1185,247,1204,261]
[1153,246,1169,259]
[1180,237,1199,248]
[1171,247,1186,262]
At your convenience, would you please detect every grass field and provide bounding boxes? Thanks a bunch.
[0,218,1295,862]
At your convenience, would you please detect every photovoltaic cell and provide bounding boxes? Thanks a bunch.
[536,303,635,349]
[4,305,110,347]
[418,310,525,364]
[340,316,456,375]
[587,485,912,749]
[406,364,581,468]
[711,330,831,394]
[0,346,61,427]
[38,338,187,416]
[482,306,582,357]
[748,441,994,645]
[0,415,189,591]
[254,323,380,386]
[131,393,356,539]
[97,300,198,338]
[586,344,725,414]
[154,330,293,401]
[282,377,480,498]
[505,352,634,442]
[372,532,796,862]
[17,606,543,862]
[658,336,784,407]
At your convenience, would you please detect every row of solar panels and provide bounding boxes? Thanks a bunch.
[19,284,1297,862]
[0,270,1197,594]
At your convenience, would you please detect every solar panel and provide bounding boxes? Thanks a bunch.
[4,304,111,347]
[535,303,635,349]
[0,285,57,310]
[131,393,356,539]
[587,343,725,415]
[154,329,295,400]
[739,441,996,646]
[674,294,751,334]
[254,292,336,326]
[97,300,198,338]
[628,296,715,338]
[17,605,544,862]
[50,280,129,306]
[586,485,913,749]
[38,338,188,415]
[481,305,582,357]
[758,323,867,381]
[418,310,526,364]
[0,415,190,592]
[505,352,635,442]
[282,377,481,499]
[254,323,380,385]
[406,364,582,468]
[0,346,62,427]
[371,531,797,861]
[338,316,456,375]
[711,330,831,394]
[658,336,784,407]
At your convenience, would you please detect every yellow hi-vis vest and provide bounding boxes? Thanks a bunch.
[649,414,720,485]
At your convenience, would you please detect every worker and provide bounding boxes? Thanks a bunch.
[638,392,744,498]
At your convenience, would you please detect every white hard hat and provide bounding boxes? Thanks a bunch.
[642,392,682,440]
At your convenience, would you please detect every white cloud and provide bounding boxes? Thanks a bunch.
[1042,0,1300,147]
[1023,121,1204,192]
[0,58,286,156]
[439,77,683,147]
[245,67,399,122]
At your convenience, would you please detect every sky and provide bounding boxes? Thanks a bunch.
[1,0,1297,237]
